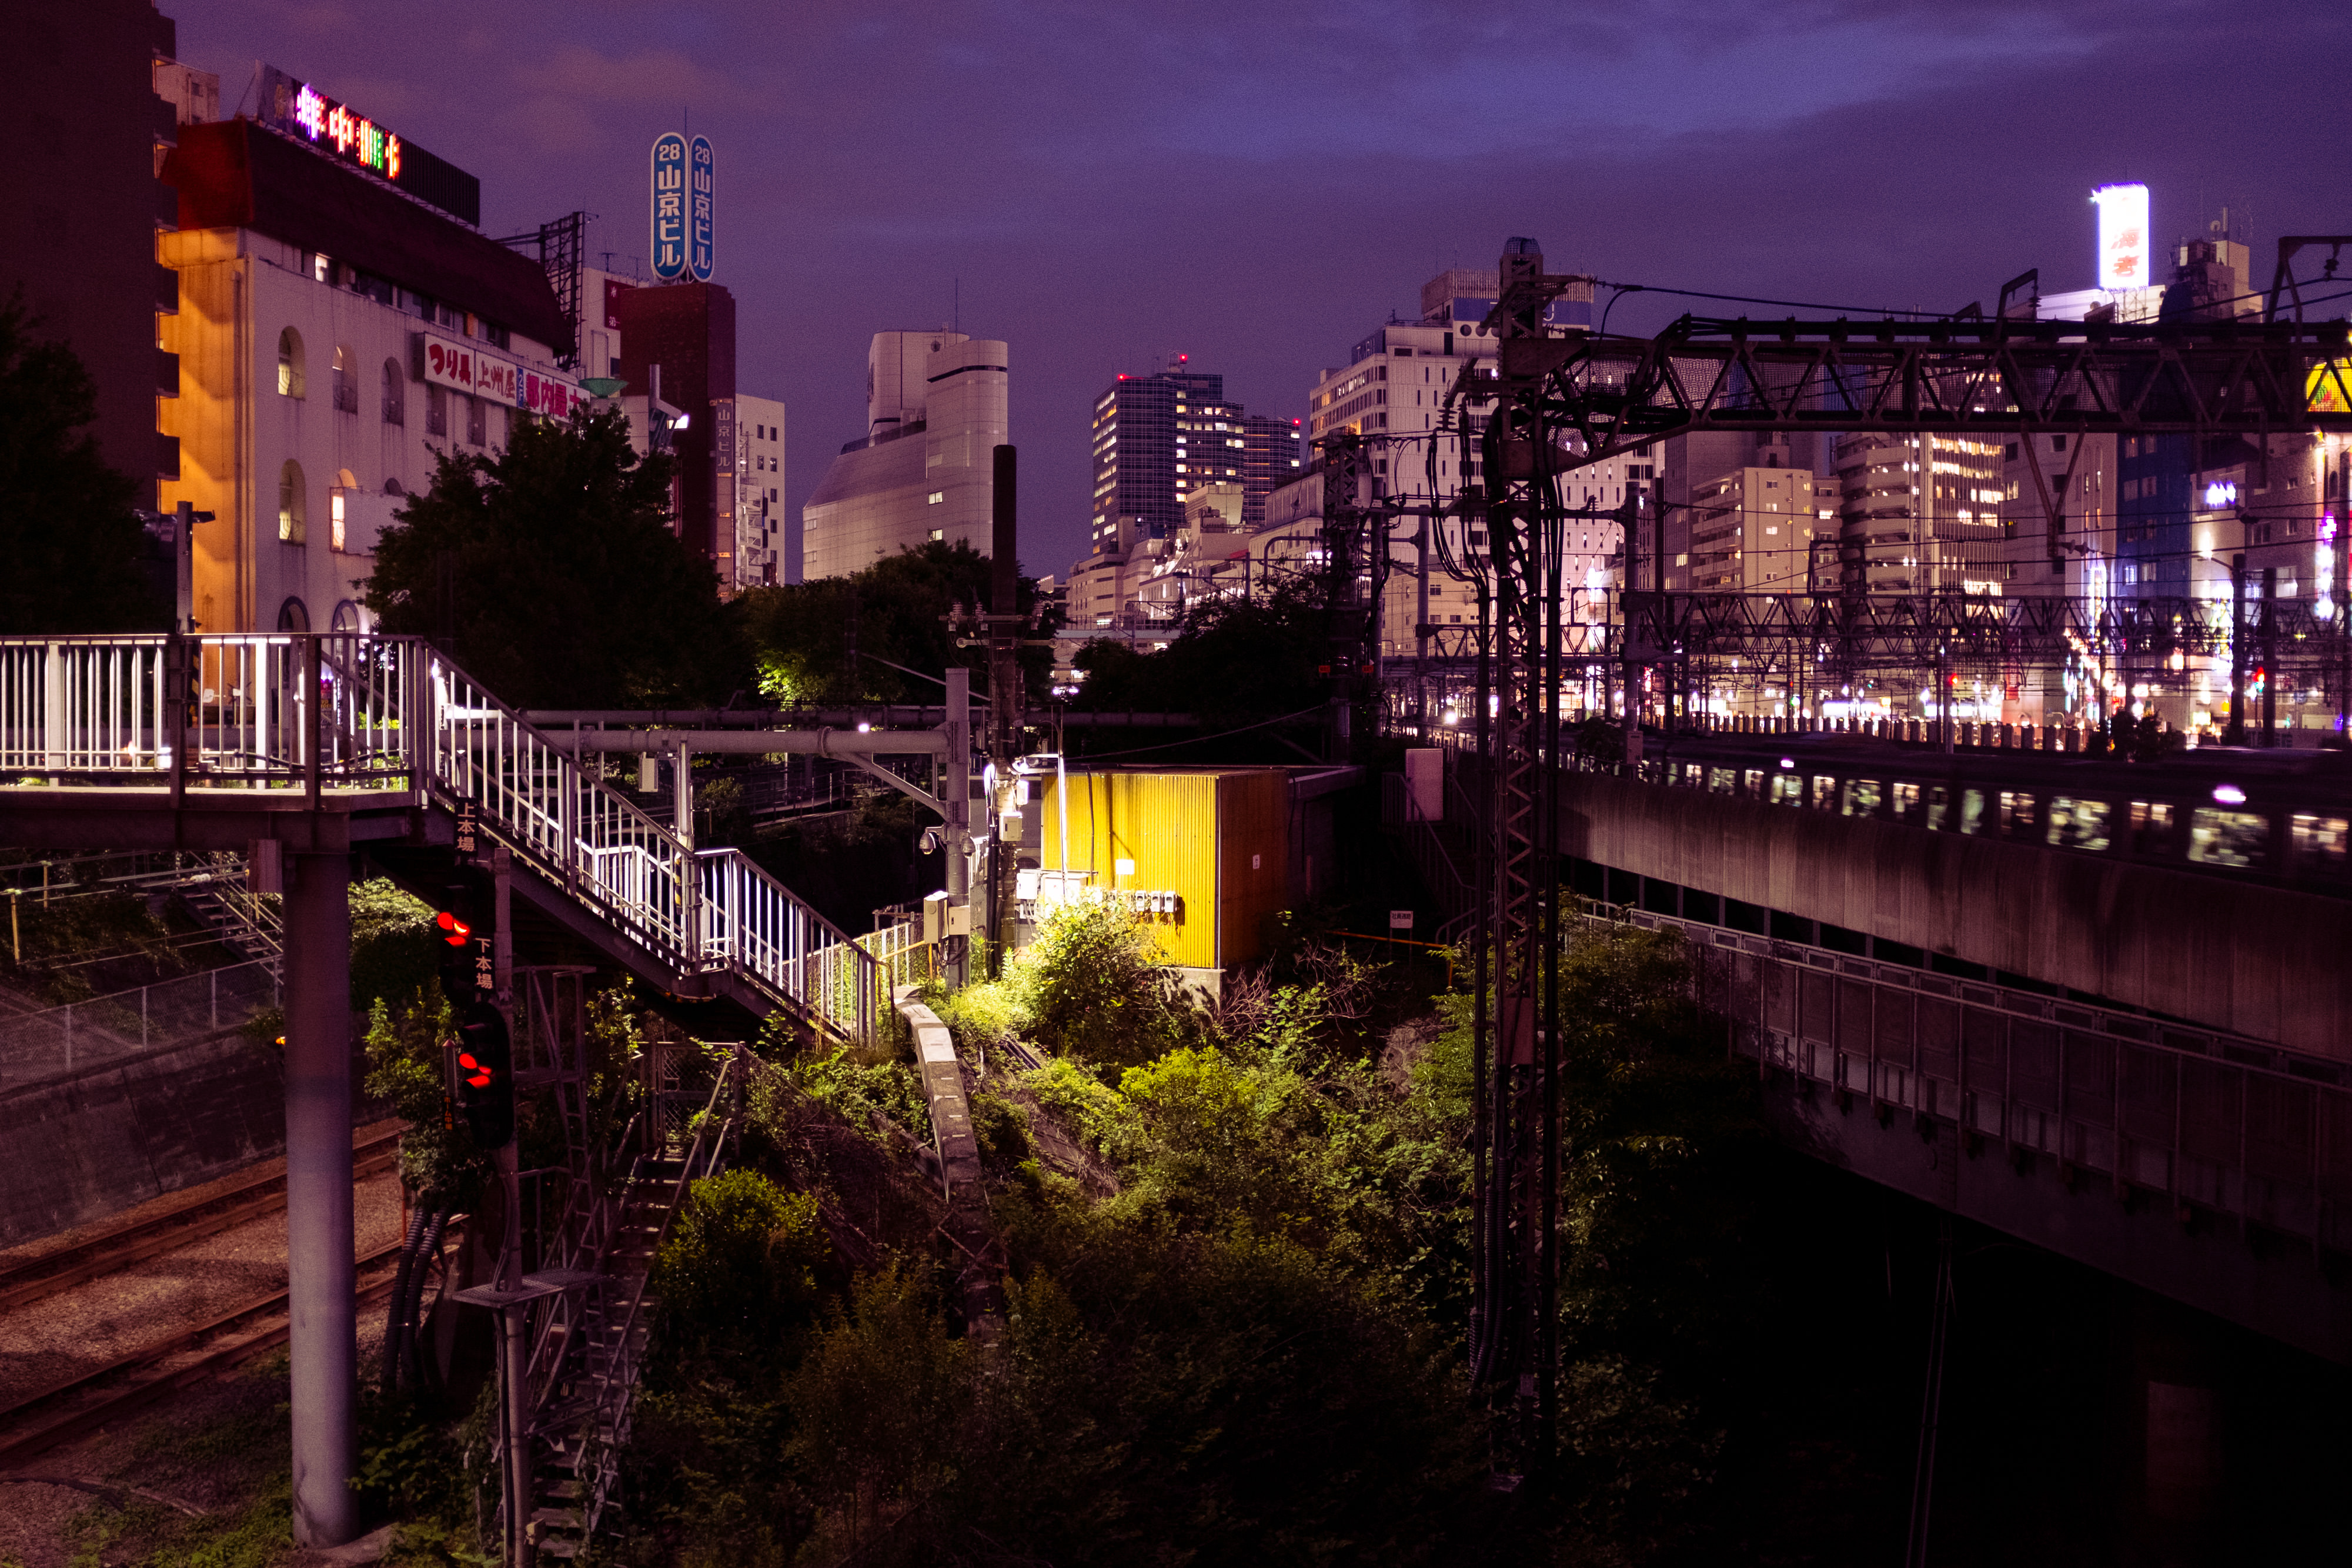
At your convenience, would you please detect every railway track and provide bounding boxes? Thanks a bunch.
[0,1119,403,1315]
[0,1241,407,1469]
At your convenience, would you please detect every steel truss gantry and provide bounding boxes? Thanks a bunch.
[1416,237,2352,1481]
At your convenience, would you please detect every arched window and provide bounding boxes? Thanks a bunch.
[276,597,310,632]
[331,345,357,412]
[278,460,306,543]
[329,469,357,552]
[277,327,305,398]
[331,600,363,633]
[382,359,405,426]
[382,476,405,497]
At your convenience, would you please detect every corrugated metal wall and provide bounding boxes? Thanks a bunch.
[1039,768,1290,971]
[1215,771,1288,968]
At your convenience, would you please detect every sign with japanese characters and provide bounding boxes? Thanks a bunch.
[417,331,587,419]
[688,135,715,282]
[651,134,687,280]
[2094,183,2150,291]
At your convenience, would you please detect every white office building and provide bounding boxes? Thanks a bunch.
[800,332,1008,580]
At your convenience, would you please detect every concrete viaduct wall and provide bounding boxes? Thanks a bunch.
[1555,771,2352,1059]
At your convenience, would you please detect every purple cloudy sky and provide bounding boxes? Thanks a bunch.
[168,0,2351,577]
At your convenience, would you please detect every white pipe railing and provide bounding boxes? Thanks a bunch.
[0,634,879,1044]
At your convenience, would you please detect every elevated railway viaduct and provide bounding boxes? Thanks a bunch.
[1501,732,2352,1362]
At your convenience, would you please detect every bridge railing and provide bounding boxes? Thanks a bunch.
[424,648,880,1044]
[0,634,880,1045]
[1600,906,2352,1253]
[0,634,416,784]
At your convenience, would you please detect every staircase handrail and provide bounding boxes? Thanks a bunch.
[418,647,881,1045]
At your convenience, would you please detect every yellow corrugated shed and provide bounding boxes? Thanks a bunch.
[1039,768,1288,971]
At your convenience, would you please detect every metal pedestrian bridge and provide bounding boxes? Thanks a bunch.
[0,631,893,1044]
[0,630,934,1548]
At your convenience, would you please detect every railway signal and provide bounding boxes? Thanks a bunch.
[450,1001,513,1149]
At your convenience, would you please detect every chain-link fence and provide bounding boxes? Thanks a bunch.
[0,960,279,1085]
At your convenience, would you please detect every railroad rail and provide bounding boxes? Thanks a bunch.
[0,1241,406,1468]
[0,1121,402,1315]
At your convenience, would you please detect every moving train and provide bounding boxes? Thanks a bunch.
[1613,730,2352,895]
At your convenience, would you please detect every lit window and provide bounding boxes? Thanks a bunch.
[928,528,944,541]
[330,490,347,551]
[2189,809,2268,868]
[927,491,945,504]
[277,328,305,397]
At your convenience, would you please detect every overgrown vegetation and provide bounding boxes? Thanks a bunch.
[586,896,1807,1566]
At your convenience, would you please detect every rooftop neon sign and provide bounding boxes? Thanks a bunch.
[256,64,480,226]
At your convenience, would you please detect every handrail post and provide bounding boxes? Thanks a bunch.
[166,631,188,808]
[302,636,322,809]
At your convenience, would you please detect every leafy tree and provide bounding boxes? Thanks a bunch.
[734,539,1043,705]
[0,292,168,633]
[653,1169,829,1349]
[363,408,734,708]
[1071,578,1329,736]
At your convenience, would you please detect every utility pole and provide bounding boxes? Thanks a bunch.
[1318,433,1375,762]
[943,667,972,987]
[2227,553,2249,745]
[1416,508,1432,736]
[2261,565,2278,746]
[983,445,1024,974]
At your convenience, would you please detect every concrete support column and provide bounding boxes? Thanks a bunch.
[284,848,356,1547]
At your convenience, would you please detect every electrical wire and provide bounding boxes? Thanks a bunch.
[1064,704,1325,760]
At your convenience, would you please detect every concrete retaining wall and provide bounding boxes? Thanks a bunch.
[0,1030,287,1246]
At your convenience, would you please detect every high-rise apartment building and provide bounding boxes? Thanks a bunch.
[1836,432,2009,594]
[618,280,736,574]
[1662,431,1828,592]
[800,330,1008,580]
[1086,363,1246,556]
[1301,268,1649,653]
[1240,413,1303,527]
[1071,361,1295,624]
[1685,468,1840,593]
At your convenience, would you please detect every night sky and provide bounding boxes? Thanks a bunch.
[167,0,2352,579]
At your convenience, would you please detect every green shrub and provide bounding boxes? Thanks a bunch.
[1018,1055,1138,1161]
[653,1168,829,1348]
[1023,899,1178,1065]
[757,1040,928,1145]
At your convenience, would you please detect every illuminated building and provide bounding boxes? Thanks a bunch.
[1685,468,1841,594]
[723,394,786,589]
[800,331,1009,581]
[158,96,581,634]
[1304,269,1644,656]
[0,2,209,515]
[1836,432,2009,596]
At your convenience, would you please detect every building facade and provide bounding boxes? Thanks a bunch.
[800,331,1008,580]
[1685,467,1840,594]
[1,1,201,514]
[159,114,581,634]
[616,280,734,572]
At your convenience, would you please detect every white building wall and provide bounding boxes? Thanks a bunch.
[801,334,1008,580]
[159,226,573,634]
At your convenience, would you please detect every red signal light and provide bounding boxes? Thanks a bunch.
[437,911,472,947]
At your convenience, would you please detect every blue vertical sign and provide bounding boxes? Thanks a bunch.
[688,135,715,282]
[650,133,687,280]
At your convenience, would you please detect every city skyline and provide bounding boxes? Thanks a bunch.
[155,0,2352,573]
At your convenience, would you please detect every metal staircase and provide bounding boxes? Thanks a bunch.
[518,1039,741,1557]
